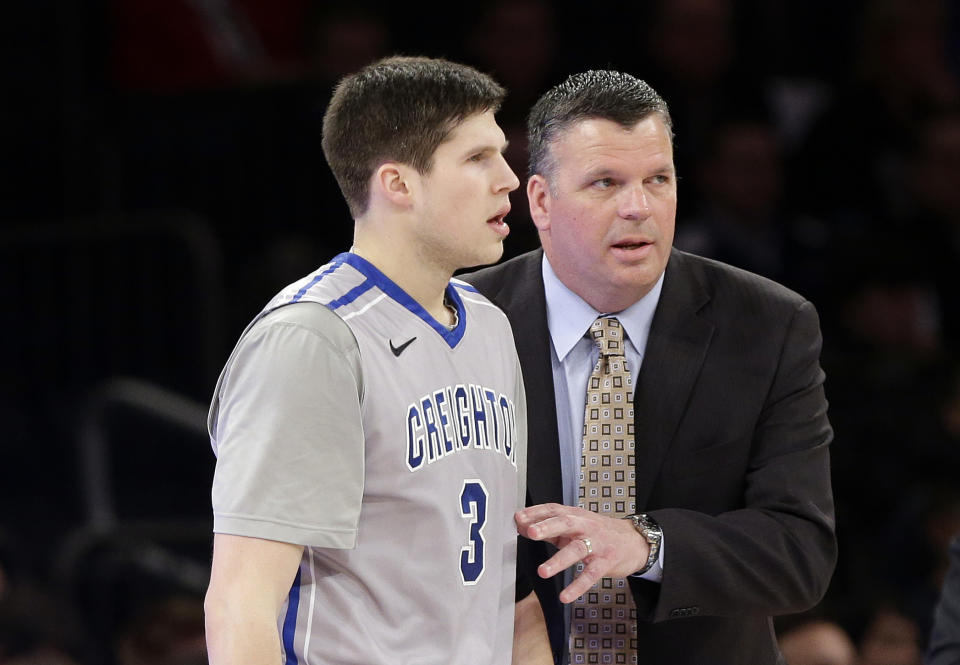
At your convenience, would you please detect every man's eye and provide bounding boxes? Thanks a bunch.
[468,153,485,162]
[650,175,671,185]
[592,178,614,189]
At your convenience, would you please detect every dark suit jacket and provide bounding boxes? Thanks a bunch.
[464,248,837,665]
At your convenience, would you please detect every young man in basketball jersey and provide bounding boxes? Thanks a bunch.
[203,56,535,663]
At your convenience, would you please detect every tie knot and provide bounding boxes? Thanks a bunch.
[589,316,626,357]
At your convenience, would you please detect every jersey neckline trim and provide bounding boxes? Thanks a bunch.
[332,252,468,349]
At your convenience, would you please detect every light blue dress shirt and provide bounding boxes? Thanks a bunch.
[542,254,665,582]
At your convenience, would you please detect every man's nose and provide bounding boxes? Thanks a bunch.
[496,155,521,193]
[619,185,651,220]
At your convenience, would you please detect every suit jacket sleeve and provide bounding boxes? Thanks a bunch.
[632,294,837,622]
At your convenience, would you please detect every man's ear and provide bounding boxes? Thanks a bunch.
[527,175,552,231]
[373,162,414,209]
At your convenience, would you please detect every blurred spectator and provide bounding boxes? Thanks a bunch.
[908,111,960,225]
[856,604,924,665]
[737,2,857,150]
[647,0,736,89]
[796,0,960,218]
[465,0,557,116]
[674,114,831,300]
[856,0,959,117]
[114,595,206,665]
[0,581,84,664]
[824,242,946,478]
[877,485,960,651]
[779,619,857,665]
[641,0,767,196]
[905,111,960,351]
[820,243,954,620]
[837,275,941,360]
[65,535,209,665]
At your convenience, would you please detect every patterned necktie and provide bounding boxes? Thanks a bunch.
[569,316,638,665]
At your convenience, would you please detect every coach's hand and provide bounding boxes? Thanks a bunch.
[515,503,650,604]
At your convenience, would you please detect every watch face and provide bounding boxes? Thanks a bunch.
[638,516,662,544]
[625,514,662,549]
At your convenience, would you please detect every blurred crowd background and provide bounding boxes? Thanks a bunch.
[2,0,960,663]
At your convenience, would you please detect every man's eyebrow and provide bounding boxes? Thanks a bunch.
[583,163,675,179]
[464,140,510,156]
[648,161,677,175]
[582,167,617,180]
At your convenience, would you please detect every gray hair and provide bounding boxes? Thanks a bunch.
[527,70,673,179]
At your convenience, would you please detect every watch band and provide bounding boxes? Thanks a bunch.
[624,513,662,575]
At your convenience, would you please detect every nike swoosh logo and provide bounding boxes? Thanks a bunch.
[389,337,417,357]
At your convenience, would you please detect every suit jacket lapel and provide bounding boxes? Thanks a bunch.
[633,250,714,510]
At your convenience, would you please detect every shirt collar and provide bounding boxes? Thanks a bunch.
[542,253,665,362]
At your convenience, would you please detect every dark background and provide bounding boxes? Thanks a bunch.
[2,1,960,663]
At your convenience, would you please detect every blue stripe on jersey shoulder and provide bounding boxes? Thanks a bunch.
[326,279,376,310]
[289,255,348,304]
[287,253,376,310]
[282,568,302,664]
[338,252,467,348]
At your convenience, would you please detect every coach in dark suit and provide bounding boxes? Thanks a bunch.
[465,71,836,664]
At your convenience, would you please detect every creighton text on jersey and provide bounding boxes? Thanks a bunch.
[406,383,519,471]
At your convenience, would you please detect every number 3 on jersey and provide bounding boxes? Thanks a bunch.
[459,480,488,585]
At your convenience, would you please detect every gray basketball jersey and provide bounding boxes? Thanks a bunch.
[208,252,527,665]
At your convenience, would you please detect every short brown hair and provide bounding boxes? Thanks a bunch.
[321,56,506,217]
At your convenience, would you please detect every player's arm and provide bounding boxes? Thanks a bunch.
[513,591,553,665]
[205,533,304,664]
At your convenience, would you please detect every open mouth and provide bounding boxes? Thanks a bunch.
[487,204,511,236]
[487,213,510,237]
